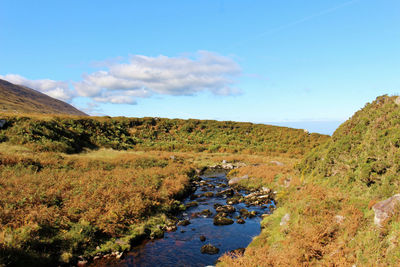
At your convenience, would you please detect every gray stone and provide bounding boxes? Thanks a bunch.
[280,213,290,226]
[228,175,249,186]
[270,160,284,166]
[372,194,400,227]
[262,187,271,193]
[0,120,6,128]
[334,215,345,224]
[395,96,400,105]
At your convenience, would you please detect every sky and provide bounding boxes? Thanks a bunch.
[0,0,399,135]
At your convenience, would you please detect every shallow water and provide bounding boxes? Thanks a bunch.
[95,171,274,267]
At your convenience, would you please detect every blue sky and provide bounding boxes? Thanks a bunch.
[1,0,399,135]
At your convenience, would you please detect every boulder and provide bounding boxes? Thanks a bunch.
[239,208,249,218]
[372,194,400,227]
[280,213,290,226]
[201,244,220,254]
[237,218,245,224]
[213,215,234,226]
[215,205,236,213]
[395,96,400,105]
[200,209,213,217]
[0,120,6,129]
[262,187,271,193]
[334,215,345,224]
[270,160,284,166]
[228,175,249,186]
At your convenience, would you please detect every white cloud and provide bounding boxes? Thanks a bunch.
[0,74,74,102]
[74,51,242,103]
[1,51,241,106]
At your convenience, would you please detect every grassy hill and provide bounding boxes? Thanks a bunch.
[0,114,328,155]
[0,113,328,266]
[0,79,87,116]
[220,95,400,266]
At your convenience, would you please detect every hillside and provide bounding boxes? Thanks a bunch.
[0,113,329,266]
[300,95,400,189]
[220,95,400,266]
[0,115,328,155]
[0,79,87,116]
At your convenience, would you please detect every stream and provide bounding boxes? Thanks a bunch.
[94,170,275,267]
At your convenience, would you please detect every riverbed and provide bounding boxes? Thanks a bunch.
[94,171,274,267]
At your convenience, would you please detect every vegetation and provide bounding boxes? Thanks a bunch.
[0,147,196,266]
[9,96,400,266]
[219,95,400,266]
[0,113,328,266]
[0,114,328,155]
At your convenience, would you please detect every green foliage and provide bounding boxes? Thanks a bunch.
[299,95,400,193]
[0,115,328,155]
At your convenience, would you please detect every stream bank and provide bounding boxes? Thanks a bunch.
[91,168,275,267]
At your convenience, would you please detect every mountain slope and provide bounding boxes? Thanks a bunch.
[0,79,87,116]
[220,95,400,266]
[300,94,400,188]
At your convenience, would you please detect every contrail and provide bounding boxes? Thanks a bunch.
[226,0,361,49]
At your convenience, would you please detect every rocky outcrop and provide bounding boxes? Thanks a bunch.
[372,194,400,227]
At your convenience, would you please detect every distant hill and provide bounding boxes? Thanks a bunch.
[0,79,87,116]
[0,115,329,154]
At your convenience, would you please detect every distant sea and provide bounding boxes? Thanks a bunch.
[265,121,344,136]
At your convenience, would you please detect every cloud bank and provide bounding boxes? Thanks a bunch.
[1,51,241,105]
